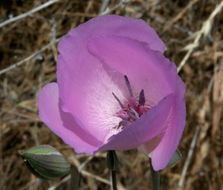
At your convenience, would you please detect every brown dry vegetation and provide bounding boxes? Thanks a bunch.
[0,0,223,190]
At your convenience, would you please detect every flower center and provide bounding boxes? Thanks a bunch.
[112,75,150,129]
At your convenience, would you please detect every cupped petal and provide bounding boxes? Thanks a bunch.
[97,94,174,151]
[88,35,176,106]
[60,15,164,53]
[138,133,164,155]
[151,79,186,171]
[57,55,125,143]
[37,82,100,154]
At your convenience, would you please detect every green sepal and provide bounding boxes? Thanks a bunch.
[20,145,70,179]
[167,149,182,168]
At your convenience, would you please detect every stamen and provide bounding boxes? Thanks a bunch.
[139,89,145,106]
[129,107,140,119]
[112,92,124,109]
[124,75,133,97]
[113,77,150,131]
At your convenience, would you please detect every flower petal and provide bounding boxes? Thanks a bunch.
[97,94,174,151]
[37,83,100,154]
[151,79,186,171]
[88,35,175,106]
[57,55,124,143]
[138,133,164,155]
[62,15,164,53]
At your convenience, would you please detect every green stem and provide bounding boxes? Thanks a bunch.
[68,165,81,190]
[110,169,117,190]
[106,150,118,190]
[150,159,160,190]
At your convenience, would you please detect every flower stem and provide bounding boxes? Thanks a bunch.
[106,150,119,190]
[110,168,117,190]
[150,159,160,190]
[68,165,81,190]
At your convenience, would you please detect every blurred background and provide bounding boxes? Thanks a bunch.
[0,0,223,189]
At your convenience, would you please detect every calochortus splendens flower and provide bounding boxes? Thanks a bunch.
[38,15,186,171]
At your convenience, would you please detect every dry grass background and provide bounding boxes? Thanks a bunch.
[0,0,223,189]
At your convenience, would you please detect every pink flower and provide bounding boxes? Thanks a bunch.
[38,15,186,171]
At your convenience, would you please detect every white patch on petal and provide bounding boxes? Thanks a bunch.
[83,66,125,142]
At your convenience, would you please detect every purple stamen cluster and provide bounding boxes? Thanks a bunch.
[113,76,148,129]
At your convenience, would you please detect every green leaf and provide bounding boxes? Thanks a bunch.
[167,149,182,168]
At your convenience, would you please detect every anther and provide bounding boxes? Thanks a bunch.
[139,89,145,106]
[124,75,133,97]
[112,92,124,109]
